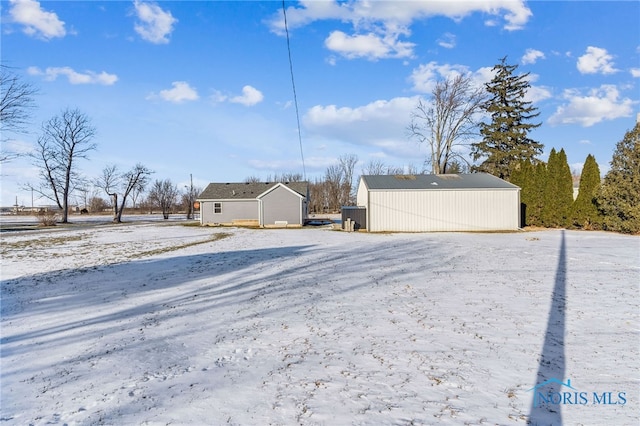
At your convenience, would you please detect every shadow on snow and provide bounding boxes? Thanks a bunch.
[528,230,567,425]
[0,238,441,371]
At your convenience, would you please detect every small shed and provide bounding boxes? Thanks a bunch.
[197,182,309,227]
[341,206,366,231]
[356,173,520,232]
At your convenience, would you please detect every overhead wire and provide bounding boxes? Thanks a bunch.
[282,0,306,180]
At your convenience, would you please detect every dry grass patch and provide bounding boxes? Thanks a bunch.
[128,232,233,259]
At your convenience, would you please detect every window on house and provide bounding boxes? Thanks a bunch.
[214,202,222,214]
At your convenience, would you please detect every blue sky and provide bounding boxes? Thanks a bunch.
[1,0,639,207]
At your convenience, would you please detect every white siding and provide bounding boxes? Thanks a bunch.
[356,179,369,207]
[367,189,519,232]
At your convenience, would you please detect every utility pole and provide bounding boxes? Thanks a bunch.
[186,173,194,219]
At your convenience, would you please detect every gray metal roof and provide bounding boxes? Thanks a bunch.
[198,182,309,200]
[361,173,519,190]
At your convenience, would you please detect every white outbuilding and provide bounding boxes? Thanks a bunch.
[355,173,521,232]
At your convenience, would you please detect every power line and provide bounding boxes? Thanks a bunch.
[282,0,306,180]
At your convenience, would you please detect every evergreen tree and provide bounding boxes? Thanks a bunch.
[511,161,533,226]
[511,159,548,227]
[542,148,573,227]
[510,160,533,226]
[541,149,558,226]
[597,123,640,234]
[529,161,547,226]
[571,154,602,229]
[556,149,574,226]
[471,57,543,181]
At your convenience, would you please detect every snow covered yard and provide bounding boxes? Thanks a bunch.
[1,223,638,425]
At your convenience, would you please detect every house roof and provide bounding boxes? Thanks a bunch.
[198,181,309,200]
[360,173,519,190]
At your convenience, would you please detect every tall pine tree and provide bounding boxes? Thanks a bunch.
[529,161,547,226]
[542,148,573,227]
[542,149,559,226]
[556,149,574,227]
[571,154,602,229]
[509,160,532,226]
[597,123,640,234]
[471,57,543,181]
[511,159,548,227]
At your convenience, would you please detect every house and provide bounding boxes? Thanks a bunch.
[355,173,520,232]
[197,181,309,228]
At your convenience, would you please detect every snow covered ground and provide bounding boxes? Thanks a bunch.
[1,222,638,425]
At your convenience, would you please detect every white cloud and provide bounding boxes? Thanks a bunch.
[133,0,177,44]
[152,81,199,103]
[474,66,496,85]
[268,0,531,60]
[525,85,553,104]
[437,32,456,49]
[548,85,635,127]
[9,0,66,40]
[519,73,552,103]
[305,97,417,128]
[576,46,618,75]
[211,86,264,106]
[522,48,545,65]
[210,90,228,103]
[248,159,302,171]
[324,30,414,60]
[230,86,264,106]
[409,62,468,93]
[27,66,117,85]
[1,138,34,156]
[630,68,640,78]
[409,62,491,94]
[248,156,336,172]
[268,0,348,35]
[409,62,549,106]
[303,96,424,157]
[270,0,532,33]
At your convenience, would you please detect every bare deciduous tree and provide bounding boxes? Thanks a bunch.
[404,163,424,175]
[408,74,485,174]
[308,177,326,214]
[316,155,359,212]
[148,179,179,219]
[361,159,405,176]
[97,163,152,223]
[97,164,119,218]
[88,195,110,213]
[244,175,261,183]
[129,183,145,209]
[338,154,358,206]
[182,174,200,219]
[264,172,304,183]
[1,65,39,162]
[324,165,343,212]
[362,159,387,176]
[26,108,96,223]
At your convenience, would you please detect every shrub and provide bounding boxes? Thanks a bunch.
[36,210,59,226]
